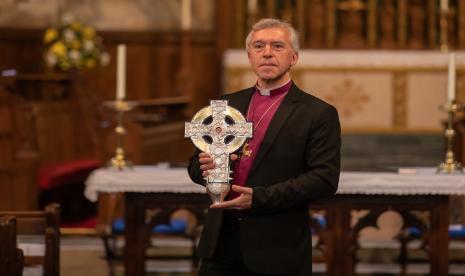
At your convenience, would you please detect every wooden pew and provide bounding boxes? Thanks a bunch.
[0,203,60,276]
[0,216,24,276]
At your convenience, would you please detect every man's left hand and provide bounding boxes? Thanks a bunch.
[210,185,253,210]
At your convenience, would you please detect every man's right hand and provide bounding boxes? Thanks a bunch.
[199,152,239,177]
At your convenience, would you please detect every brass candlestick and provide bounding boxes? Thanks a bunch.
[439,9,449,52]
[104,100,138,170]
[437,101,463,174]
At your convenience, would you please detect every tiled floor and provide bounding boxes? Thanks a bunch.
[60,236,197,276]
[19,235,465,276]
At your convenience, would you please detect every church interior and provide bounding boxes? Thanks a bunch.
[2,0,465,275]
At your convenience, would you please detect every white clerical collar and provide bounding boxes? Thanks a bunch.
[255,80,292,96]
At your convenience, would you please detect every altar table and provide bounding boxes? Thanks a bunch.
[85,166,465,276]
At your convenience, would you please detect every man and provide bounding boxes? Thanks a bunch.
[188,18,341,275]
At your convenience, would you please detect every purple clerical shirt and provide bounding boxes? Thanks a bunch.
[227,80,292,200]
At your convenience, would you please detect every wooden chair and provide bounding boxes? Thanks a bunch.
[0,203,60,276]
[0,216,24,276]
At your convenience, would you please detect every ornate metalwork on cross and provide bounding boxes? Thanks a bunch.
[185,100,252,204]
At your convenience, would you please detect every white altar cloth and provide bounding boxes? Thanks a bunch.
[84,166,465,202]
[84,166,205,201]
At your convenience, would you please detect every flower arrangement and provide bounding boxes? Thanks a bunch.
[43,14,110,71]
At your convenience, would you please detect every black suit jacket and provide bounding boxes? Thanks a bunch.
[188,82,341,275]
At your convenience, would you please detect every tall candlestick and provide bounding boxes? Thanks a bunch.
[181,0,191,30]
[116,44,126,100]
[441,0,448,12]
[447,53,456,102]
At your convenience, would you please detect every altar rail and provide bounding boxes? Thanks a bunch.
[85,166,465,276]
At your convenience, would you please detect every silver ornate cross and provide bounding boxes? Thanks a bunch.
[185,100,252,203]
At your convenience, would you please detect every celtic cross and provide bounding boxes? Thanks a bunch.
[185,100,252,203]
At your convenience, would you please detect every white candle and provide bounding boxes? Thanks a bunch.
[248,0,258,15]
[447,53,456,102]
[181,0,191,30]
[441,0,448,12]
[116,44,126,100]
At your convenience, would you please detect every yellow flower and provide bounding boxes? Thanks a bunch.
[70,21,82,31]
[82,27,96,39]
[70,39,81,49]
[43,15,108,71]
[44,28,58,43]
[50,42,67,57]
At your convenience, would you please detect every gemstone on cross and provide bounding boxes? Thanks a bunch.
[185,100,252,183]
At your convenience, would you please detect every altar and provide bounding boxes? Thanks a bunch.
[85,166,465,276]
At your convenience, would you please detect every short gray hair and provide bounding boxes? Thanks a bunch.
[245,18,300,53]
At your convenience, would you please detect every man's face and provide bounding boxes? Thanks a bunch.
[247,27,298,86]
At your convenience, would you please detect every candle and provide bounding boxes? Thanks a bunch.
[248,0,258,15]
[447,53,456,102]
[441,0,448,12]
[181,0,191,30]
[116,44,126,100]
